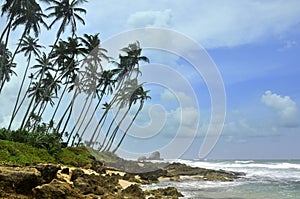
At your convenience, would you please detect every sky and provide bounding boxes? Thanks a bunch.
[1,0,300,160]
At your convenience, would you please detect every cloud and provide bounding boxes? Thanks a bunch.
[126,9,172,28]
[262,90,299,127]
[278,40,297,51]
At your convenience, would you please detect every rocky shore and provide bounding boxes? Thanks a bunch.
[0,155,244,199]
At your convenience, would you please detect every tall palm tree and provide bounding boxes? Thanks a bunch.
[9,0,48,64]
[76,69,117,146]
[112,86,151,153]
[8,35,43,130]
[46,0,87,39]
[0,42,17,93]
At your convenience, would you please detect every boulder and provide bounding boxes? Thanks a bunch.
[122,184,145,199]
[137,156,147,162]
[0,166,42,195]
[33,179,82,198]
[148,151,161,160]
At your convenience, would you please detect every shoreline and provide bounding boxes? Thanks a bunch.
[0,155,244,199]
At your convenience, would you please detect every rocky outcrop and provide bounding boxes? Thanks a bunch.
[0,155,245,198]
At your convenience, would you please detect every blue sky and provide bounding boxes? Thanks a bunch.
[1,0,300,159]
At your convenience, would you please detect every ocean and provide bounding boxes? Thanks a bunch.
[142,159,300,199]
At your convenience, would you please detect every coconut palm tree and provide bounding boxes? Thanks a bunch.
[0,42,17,93]
[112,86,151,153]
[8,35,44,130]
[46,0,87,39]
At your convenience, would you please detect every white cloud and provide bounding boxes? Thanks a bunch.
[262,90,299,127]
[160,89,194,107]
[127,9,172,28]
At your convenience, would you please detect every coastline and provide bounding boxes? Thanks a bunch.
[0,154,244,198]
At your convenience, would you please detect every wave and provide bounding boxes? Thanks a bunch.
[173,159,300,183]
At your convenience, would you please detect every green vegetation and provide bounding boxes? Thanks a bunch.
[0,139,56,166]
[0,139,118,167]
[0,0,151,153]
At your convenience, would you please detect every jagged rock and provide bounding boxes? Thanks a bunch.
[138,169,167,181]
[71,169,85,181]
[165,162,244,181]
[148,151,161,160]
[35,164,61,183]
[91,160,106,174]
[33,179,82,199]
[0,166,42,195]
[145,187,184,198]
[122,184,145,199]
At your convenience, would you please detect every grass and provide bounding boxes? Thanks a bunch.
[0,139,119,167]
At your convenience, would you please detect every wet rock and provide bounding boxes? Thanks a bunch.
[145,187,184,199]
[138,169,167,181]
[165,162,244,181]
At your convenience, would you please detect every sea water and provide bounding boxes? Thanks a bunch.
[142,159,300,199]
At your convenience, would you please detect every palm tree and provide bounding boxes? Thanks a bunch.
[8,35,43,130]
[8,0,48,64]
[112,86,151,153]
[0,42,17,93]
[76,69,117,146]
[46,0,87,39]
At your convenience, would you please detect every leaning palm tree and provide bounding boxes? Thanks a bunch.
[0,42,17,93]
[112,86,151,153]
[8,35,44,130]
[9,0,48,63]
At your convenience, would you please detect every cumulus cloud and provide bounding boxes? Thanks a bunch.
[127,9,172,28]
[262,90,299,127]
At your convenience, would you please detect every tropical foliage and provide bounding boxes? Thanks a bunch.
[0,0,151,153]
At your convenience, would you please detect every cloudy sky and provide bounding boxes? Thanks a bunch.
[1,0,300,159]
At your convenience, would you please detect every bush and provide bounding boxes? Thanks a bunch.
[0,128,62,155]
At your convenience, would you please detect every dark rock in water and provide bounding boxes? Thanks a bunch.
[138,169,167,181]
[137,156,147,162]
[148,151,161,160]
[122,184,145,199]
[145,187,184,198]
[165,162,244,181]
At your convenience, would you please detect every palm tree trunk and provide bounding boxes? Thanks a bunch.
[112,102,143,153]
[8,53,32,130]
[103,106,131,152]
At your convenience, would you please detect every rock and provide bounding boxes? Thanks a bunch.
[35,164,61,183]
[122,184,145,199]
[70,169,85,181]
[137,156,147,162]
[33,179,82,199]
[0,166,42,195]
[138,169,167,181]
[145,187,184,198]
[148,151,161,160]
[91,160,106,174]
[164,163,244,181]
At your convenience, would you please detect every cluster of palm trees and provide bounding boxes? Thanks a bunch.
[0,0,151,153]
